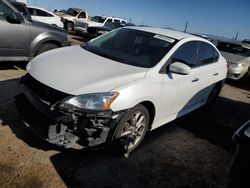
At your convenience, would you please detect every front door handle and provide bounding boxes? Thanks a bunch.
[213,72,219,76]
[192,78,199,82]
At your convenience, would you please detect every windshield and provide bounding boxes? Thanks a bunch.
[90,16,106,23]
[65,8,79,16]
[217,42,250,57]
[82,28,177,68]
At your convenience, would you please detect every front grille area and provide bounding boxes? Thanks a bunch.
[21,74,69,105]
[76,21,88,28]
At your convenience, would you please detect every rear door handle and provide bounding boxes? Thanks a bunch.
[192,78,199,82]
[213,72,219,76]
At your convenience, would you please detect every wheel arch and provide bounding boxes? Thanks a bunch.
[139,101,156,131]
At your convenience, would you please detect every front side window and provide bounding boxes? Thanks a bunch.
[198,42,216,65]
[78,12,86,19]
[106,18,112,23]
[171,41,198,67]
[11,3,28,17]
[82,28,177,68]
[0,1,13,20]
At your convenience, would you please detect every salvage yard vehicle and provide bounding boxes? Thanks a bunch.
[55,8,89,32]
[16,27,227,155]
[86,22,134,38]
[0,0,69,62]
[75,15,127,36]
[27,6,64,28]
[217,41,250,80]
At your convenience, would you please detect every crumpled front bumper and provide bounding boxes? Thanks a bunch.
[15,85,126,149]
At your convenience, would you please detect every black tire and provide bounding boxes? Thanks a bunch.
[65,22,74,32]
[113,104,149,155]
[205,83,222,108]
[35,43,58,56]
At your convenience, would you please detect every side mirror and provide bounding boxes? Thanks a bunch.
[169,62,191,75]
[6,12,24,24]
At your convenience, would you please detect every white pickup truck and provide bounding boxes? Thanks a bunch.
[55,8,89,32]
[75,15,127,35]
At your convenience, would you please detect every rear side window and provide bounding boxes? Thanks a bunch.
[213,48,219,62]
[171,41,198,67]
[28,8,34,15]
[198,42,216,65]
[114,19,120,23]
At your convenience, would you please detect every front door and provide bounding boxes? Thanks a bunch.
[0,1,30,61]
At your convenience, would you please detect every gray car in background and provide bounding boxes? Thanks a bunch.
[0,0,69,62]
[217,41,250,80]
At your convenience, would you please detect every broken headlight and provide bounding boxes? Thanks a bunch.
[58,92,119,112]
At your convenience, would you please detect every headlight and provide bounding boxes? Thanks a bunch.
[238,63,248,68]
[230,62,248,68]
[59,92,119,112]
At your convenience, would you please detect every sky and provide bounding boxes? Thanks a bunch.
[27,0,250,40]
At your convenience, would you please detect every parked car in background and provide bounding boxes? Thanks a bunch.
[87,22,134,38]
[27,6,64,28]
[242,39,250,45]
[16,27,227,155]
[191,33,218,45]
[54,8,89,32]
[0,0,68,62]
[217,41,250,80]
[75,16,127,36]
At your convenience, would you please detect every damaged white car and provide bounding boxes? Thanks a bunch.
[16,27,227,154]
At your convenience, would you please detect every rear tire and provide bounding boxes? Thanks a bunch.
[113,104,149,156]
[35,43,58,56]
[205,83,222,108]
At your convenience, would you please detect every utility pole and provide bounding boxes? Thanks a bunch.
[129,17,132,23]
[234,32,239,42]
[184,21,188,33]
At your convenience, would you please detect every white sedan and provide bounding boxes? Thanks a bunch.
[27,6,64,28]
[17,27,227,155]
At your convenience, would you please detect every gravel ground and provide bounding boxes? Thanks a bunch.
[0,35,249,188]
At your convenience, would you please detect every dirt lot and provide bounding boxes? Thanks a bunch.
[0,34,250,188]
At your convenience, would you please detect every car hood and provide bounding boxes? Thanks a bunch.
[27,46,148,95]
[220,51,249,64]
[32,20,66,33]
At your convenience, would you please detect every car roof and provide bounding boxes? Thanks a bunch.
[126,26,196,40]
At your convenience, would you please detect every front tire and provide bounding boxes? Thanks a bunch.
[114,104,149,155]
[35,43,58,56]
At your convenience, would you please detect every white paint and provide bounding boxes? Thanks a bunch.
[27,27,227,131]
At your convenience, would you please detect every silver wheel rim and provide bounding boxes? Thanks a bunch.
[119,111,146,150]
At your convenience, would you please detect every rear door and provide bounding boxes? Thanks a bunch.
[0,1,30,60]
[196,41,221,101]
